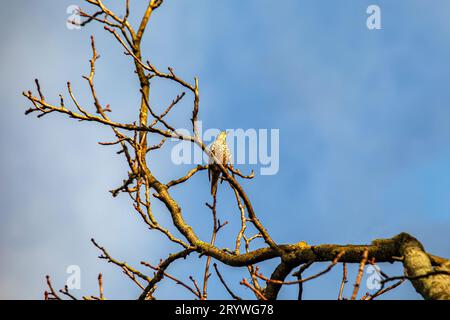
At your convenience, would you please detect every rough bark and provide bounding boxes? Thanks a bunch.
[263,233,449,300]
[398,233,450,300]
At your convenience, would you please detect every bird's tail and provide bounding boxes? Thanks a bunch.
[210,168,220,197]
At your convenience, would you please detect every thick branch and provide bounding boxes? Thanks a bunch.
[398,233,450,300]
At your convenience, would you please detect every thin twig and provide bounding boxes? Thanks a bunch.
[240,278,267,300]
[45,275,61,300]
[255,251,345,285]
[98,273,104,300]
[366,279,405,300]
[292,261,314,300]
[59,285,78,300]
[351,248,369,300]
[338,262,348,300]
[141,261,201,299]
[213,263,242,300]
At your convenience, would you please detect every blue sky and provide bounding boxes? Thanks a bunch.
[1,0,449,299]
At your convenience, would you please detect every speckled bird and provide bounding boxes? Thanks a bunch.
[208,131,231,196]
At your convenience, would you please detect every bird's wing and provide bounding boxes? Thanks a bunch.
[208,142,218,181]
